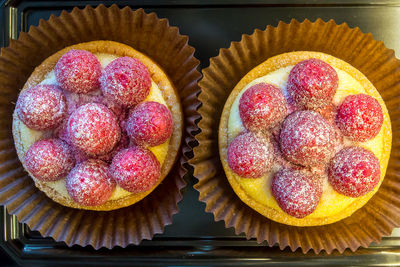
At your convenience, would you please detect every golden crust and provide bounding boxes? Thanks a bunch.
[12,41,183,211]
[218,51,392,226]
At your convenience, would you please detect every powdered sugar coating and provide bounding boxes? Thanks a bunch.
[287,58,338,109]
[109,146,161,193]
[25,138,75,181]
[336,94,383,142]
[280,110,336,166]
[239,83,287,131]
[227,131,274,178]
[126,101,173,147]
[67,103,120,156]
[66,159,116,206]
[16,84,67,130]
[272,168,322,218]
[55,50,102,94]
[328,146,380,198]
[72,131,130,164]
[100,57,151,107]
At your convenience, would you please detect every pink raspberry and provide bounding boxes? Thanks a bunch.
[67,103,120,156]
[96,131,130,163]
[100,57,151,107]
[16,85,67,130]
[280,110,336,166]
[328,146,380,198]
[25,138,75,181]
[55,49,102,93]
[272,168,322,218]
[287,58,338,109]
[227,131,274,178]
[66,159,116,206]
[336,94,383,142]
[126,101,173,146]
[109,146,161,193]
[239,83,287,131]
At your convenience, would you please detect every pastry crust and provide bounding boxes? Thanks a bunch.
[219,51,392,226]
[13,41,183,211]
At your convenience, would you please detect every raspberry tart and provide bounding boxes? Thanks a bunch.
[219,51,392,226]
[12,40,182,211]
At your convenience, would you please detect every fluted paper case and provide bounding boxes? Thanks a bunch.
[192,19,400,254]
[0,5,201,249]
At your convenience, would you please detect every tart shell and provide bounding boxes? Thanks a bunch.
[219,51,392,226]
[13,40,183,211]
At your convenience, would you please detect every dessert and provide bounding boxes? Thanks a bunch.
[12,40,183,211]
[219,51,391,226]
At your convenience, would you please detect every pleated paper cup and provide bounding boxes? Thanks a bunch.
[0,4,201,249]
[192,19,400,254]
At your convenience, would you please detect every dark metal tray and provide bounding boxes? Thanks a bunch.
[2,0,400,266]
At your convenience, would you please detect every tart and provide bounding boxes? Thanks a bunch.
[219,51,391,226]
[12,40,183,211]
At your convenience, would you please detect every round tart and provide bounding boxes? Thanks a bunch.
[12,40,183,211]
[219,51,391,226]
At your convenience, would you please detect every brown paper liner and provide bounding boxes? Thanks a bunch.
[192,19,400,254]
[0,5,201,249]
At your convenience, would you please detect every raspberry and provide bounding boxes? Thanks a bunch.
[126,101,173,146]
[66,159,116,206]
[16,85,67,130]
[55,49,102,93]
[100,57,151,107]
[272,168,322,218]
[67,103,120,156]
[280,110,336,166]
[96,131,130,163]
[328,146,380,197]
[227,131,274,178]
[25,138,75,181]
[287,58,338,109]
[336,94,383,142]
[109,146,161,193]
[72,132,130,164]
[239,83,287,131]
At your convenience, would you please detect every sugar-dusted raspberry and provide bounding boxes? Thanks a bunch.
[272,168,322,218]
[336,94,383,142]
[16,85,67,130]
[109,146,161,193]
[280,110,336,166]
[287,58,338,109]
[100,57,151,107]
[25,138,75,181]
[328,146,380,198]
[66,159,116,206]
[227,131,274,178]
[96,131,130,163]
[67,103,120,156]
[55,49,102,93]
[239,83,287,131]
[126,101,173,147]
